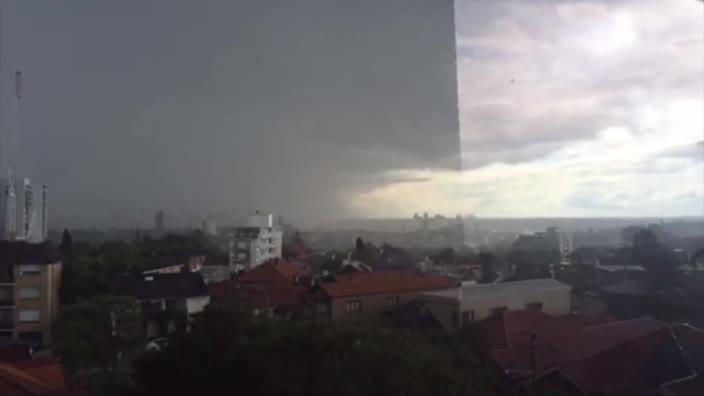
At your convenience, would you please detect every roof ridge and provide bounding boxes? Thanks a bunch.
[583,316,658,330]
[0,364,58,392]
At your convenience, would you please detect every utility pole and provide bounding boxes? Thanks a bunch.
[530,331,538,396]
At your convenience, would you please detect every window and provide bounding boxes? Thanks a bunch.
[0,286,12,305]
[526,302,543,311]
[17,287,39,300]
[490,306,508,316]
[19,310,40,323]
[18,288,40,300]
[0,309,12,327]
[346,299,362,314]
[461,310,474,325]
[18,265,41,276]
[385,296,399,307]
[451,310,459,327]
[18,331,43,346]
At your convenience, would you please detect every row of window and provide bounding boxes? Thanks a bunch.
[345,296,400,314]
[0,309,40,323]
[0,287,41,302]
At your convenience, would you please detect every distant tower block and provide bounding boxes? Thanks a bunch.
[155,210,165,232]
[22,178,33,239]
[41,185,48,241]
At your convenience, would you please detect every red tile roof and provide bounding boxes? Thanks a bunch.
[319,271,459,298]
[0,360,67,394]
[210,259,311,314]
[11,360,66,390]
[235,259,309,284]
[487,311,691,395]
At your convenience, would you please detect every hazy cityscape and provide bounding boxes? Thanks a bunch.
[0,1,703,396]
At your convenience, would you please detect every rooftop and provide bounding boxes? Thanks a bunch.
[109,272,209,300]
[0,241,60,265]
[486,311,694,395]
[236,259,309,284]
[421,278,570,300]
[319,271,458,298]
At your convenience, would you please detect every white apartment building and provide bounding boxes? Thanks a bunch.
[420,278,572,330]
[231,213,282,271]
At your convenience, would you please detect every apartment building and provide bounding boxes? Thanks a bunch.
[230,213,283,271]
[0,242,61,347]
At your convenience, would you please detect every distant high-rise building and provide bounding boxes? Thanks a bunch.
[202,218,218,236]
[41,186,48,241]
[0,71,48,242]
[21,178,33,240]
[155,210,165,232]
[2,169,17,240]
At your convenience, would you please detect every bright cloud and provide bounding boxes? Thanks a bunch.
[348,0,704,218]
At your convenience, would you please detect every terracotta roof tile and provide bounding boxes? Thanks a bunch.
[319,271,458,298]
[487,311,692,395]
[236,260,309,283]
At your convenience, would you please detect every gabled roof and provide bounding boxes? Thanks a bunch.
[109,272,208,299]
[487,311,694,395]
[319,271,458,298]
[236,260,309,284]
[0,360,66,394]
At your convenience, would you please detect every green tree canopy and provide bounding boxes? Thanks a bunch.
[54,295,144,375]
[131,304,492,396]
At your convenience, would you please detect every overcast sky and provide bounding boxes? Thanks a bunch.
[354,0,704,219]
[1,0,702,229]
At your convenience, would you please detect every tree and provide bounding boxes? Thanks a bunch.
[355,237,365,251]
[61,229,73,256]
[479,252,497,283]
[131,304,492,396]
[54,296,143,377]
[435,247,457,266]
[631,229,678,290]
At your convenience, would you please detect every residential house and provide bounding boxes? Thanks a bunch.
[209,259,310,318]
[142,254,206,275]
[0,242,61,347]
[307,271,459,320]
[109,272,210,339]
[663,323,704,395]
[485,310,697,396]
[421,278,572,330]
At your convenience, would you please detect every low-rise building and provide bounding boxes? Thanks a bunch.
[142,254,206,275]
[0,242,61,347]
[307,271,459,321]
[210,259,310,319]
[109,273,209,339]
[486,310,699,396]
[420,278,571,330]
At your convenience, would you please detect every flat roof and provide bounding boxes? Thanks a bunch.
[421,278,570,300]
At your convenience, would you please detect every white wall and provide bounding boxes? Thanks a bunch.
[422,285,571,330]
[186,295,210,315]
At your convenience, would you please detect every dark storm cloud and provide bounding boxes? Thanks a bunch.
[0,0,460,228]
